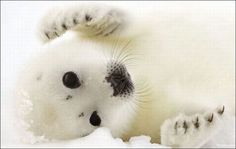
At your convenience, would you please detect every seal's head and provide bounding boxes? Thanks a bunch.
[18,34,137,140]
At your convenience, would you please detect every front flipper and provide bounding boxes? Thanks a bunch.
[37,4,124,43]
[161,106,226,148]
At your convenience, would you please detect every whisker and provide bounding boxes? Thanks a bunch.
[117,40,132,62]
[112,36,122,61]
[116,39,133,62]
[121,56,139,64]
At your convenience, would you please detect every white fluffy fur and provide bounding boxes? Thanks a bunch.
[17,3,235,147]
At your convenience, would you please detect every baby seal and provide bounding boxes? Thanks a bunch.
[17,3,234,147]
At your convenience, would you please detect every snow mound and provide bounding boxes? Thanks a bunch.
[8,128,168,148]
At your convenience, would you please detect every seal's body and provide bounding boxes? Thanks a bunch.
[18,3,234,147]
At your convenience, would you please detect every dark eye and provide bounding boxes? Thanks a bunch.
[62,71,81,89]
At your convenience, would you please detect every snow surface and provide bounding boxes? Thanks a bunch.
[1,1,235,148]
[4,127,169,148]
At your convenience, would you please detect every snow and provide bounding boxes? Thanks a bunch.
[2,119,235,148]
[1,1,235,148]
[17,128,169,148]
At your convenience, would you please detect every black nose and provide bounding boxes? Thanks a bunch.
[105,62,134,97]
[89,111,101,126]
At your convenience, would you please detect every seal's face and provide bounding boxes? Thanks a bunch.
[19,36,136,140]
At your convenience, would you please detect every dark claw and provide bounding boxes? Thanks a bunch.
[45,32,50,39]
[194,117,200,128]
[207,113,214,123]
[54,32,59,37]
[62,23,68,30]
[174,121,178,134]
[85,14,92,22]
[218,105,225,115]
[73,18,78,25]
[183,121,188,134]
[174,121,178,130]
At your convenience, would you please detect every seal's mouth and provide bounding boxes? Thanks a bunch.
[81,132,90,137]
[105,62,134,97]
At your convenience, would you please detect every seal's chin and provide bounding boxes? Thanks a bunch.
[81,132,90,137]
